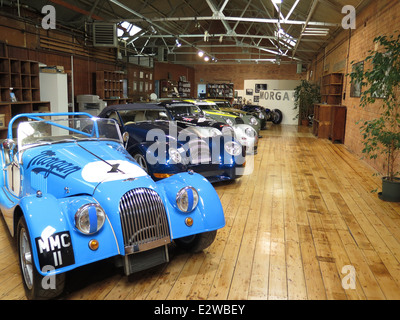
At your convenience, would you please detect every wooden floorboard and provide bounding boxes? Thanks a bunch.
[1,124,400,300]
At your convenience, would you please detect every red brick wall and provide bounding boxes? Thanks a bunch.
[309,0,400,175]
[153,61,195,97]
[194,63,304,92]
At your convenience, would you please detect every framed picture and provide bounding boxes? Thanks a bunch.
[246,89,253,95]
[255,84,267,93]
[350,61,363,98]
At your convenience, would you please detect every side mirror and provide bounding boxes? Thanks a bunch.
[2,139,16,150]
[122,132,129,148]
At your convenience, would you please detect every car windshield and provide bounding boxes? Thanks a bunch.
[168,105,201,116]
[119,109,171,124]
[197,103,219,111]
[213,101,231,108]
[17,117,122,150]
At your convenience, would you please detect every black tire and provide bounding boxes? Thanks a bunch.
[17,217,66,300]
[174,230,217,253]
[272,109,283,124]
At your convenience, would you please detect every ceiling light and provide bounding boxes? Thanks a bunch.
[272,0,282,3]
[204,56,210,62]
[198,51,204,57]
[175,39,182,47]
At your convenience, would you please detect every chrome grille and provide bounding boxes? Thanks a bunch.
[189,139,211,164]
[119,188,171,254]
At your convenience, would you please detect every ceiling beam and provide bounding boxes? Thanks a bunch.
[291,0,319,59]
[116,15,339,27]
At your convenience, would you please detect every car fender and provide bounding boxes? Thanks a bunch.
[19,194,120,276]
[156,172,225,240]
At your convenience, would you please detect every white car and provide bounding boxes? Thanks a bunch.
[185,99,259,154]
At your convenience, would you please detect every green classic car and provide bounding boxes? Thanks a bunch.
[187,99,261,134]
[207,99,267,130]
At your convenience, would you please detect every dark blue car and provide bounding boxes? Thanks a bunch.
[98,103,246,183]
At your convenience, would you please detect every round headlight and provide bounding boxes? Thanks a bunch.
[169,148,182,164]
[75,203,106,235]
[250,117,258,125]
[176,186,199,213]
[224,141,242,156]
[209,128,222,137]
[258,112,265,119]
[245,127,256,137]
[226,118,234,126]
[221,125,234,136]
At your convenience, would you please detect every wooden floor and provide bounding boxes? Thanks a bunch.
[1,124,400,300]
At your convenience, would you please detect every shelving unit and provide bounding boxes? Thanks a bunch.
[321,73,343,105]
[313,73,347,143]
[178,81,191,97]
[0,57,50,139]
[96,70,132,105]
[206,83,234,99]
[160,79,179,98]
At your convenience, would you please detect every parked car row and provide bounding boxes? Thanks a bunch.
[0,99,282,299]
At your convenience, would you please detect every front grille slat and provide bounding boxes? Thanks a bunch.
[119,188,171,254]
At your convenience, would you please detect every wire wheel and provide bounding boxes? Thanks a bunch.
[133,153,149,173]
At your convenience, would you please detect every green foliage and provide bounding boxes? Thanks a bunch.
[350,33,400,180]
[293,80,321,121]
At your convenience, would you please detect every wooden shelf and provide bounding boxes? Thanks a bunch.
[160,79,179,98]
[321,73,344,105]
[96,70,125,100]
[206,83,234,99]
[178,81,191,98]
[0,57,50,139]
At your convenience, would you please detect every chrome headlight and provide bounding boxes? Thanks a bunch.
[176,186,199,213]
[169,148,182,163]
[226,118,234,126]
[75,203,106,235]
[224,141,242,156]
[209,127,222,137]
[245,127,256,137]
[258,112,265,119]
[221,125,234,136]
[250,117,258,126]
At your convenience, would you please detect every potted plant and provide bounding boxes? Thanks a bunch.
[293,80,321,126]
[349,33,400,202]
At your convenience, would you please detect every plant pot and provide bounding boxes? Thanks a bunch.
[378,177,400,202]
[301,119,309,126]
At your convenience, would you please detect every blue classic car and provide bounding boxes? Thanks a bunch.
[98,103,245,183]
[0,112,225,299]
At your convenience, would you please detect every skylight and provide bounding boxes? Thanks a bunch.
[117,21,142,38]
[275,28,297,49]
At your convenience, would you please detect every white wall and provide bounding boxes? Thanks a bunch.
[235,79,301,125]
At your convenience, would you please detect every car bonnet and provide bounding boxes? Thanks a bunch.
[22,140,150,198]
